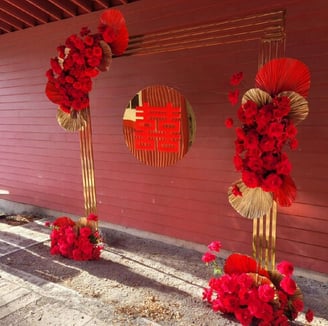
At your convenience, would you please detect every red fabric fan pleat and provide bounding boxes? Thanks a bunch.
[99,9,129,55]
[255,58,311,98]
[224,253,270,278]
[273,175,297,207]
[45,80,63,105]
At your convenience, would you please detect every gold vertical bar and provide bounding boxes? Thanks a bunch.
[253,17,285,269]
[270,201,277,270]
[79,107,98,222]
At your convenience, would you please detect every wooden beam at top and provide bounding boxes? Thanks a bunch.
[3,0,49,24]
[0,20,14,33]
[69,0,93,13]
[0,2,35,27]
[93,0,110,9]
[0,11,24,30]
[48,0,77,17]
[24,0,64,20]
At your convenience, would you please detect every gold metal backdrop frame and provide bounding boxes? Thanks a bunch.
[252,26,286,270]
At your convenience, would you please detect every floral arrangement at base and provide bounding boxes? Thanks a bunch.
[45,213,103,261]
[202,241,314,326]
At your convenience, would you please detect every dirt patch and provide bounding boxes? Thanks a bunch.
[0,213,42,226]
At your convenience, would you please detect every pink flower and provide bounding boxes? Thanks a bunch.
[208,241,222,252]
[306,309,314,322]
[202,252,216,264]
[277,261,294,277]
[280,276,296,295]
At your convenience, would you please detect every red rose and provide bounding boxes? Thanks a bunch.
[225,117,234,128]
[242,170,260,188]
[305,309,314,322]
[262,173,282,192]
[280,276,296,295]
[229,72,243,86]
[258,284,275,303]
[277,260,294,277]
[232,184,242,197]
[228,89,240,106]
[292,298,304,312]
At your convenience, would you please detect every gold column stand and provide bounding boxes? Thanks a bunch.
[79,107,98,225]
[252,201,277,271]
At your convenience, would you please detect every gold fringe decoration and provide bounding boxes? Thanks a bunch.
[57,108,87,132]
[228,180,273,219]
[279,91,309,125]
[79,107,98,222]
[98,41,112,72]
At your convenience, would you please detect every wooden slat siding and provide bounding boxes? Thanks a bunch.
[0,0,327,273]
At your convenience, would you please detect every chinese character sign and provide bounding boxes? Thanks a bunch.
[135,102,182,153]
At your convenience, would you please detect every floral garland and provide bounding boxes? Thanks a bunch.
[225,58,311,217]
[202,241,314,326]
[45,214,103,261]
[45,9,128,115]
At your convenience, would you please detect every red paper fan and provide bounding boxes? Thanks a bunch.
[45,80,63,105]
[109,25,129,55]
[100,9,126,29]
[99,9,129,55]
[224,253,269,278]
[273,175,296,207]
[255,58,311,98]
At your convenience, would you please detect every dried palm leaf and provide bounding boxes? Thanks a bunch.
[228,180,273,219]
[278,91,309,125]
[241,88,272,106]
[56,108,87,132]
[98,40,112,72]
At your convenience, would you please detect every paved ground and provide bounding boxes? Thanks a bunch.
[0,216,327,326]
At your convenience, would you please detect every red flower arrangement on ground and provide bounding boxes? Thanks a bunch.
[45,214,103,261]
[45,9,128,115]
[226,58,311,217]
[202,241,314,326]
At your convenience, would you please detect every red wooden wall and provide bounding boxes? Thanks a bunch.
[0,0,327,274]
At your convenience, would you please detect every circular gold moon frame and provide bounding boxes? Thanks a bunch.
[123,85,196,167]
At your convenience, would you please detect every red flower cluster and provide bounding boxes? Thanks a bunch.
[234,95,298,197]
[202,243,314,326]
[46,215,103,261]
[45,9,128,114]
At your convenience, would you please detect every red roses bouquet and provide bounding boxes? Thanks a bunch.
[202,241,314,326]
[226,58,311,218]
[46,214,103,261]
[45,9,129,131]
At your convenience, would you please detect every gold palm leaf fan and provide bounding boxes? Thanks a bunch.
[98,40,112,72]
[56,108,88,132]
[241,88,272,106]
[228,180,273,219]
[278,91,309,125]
